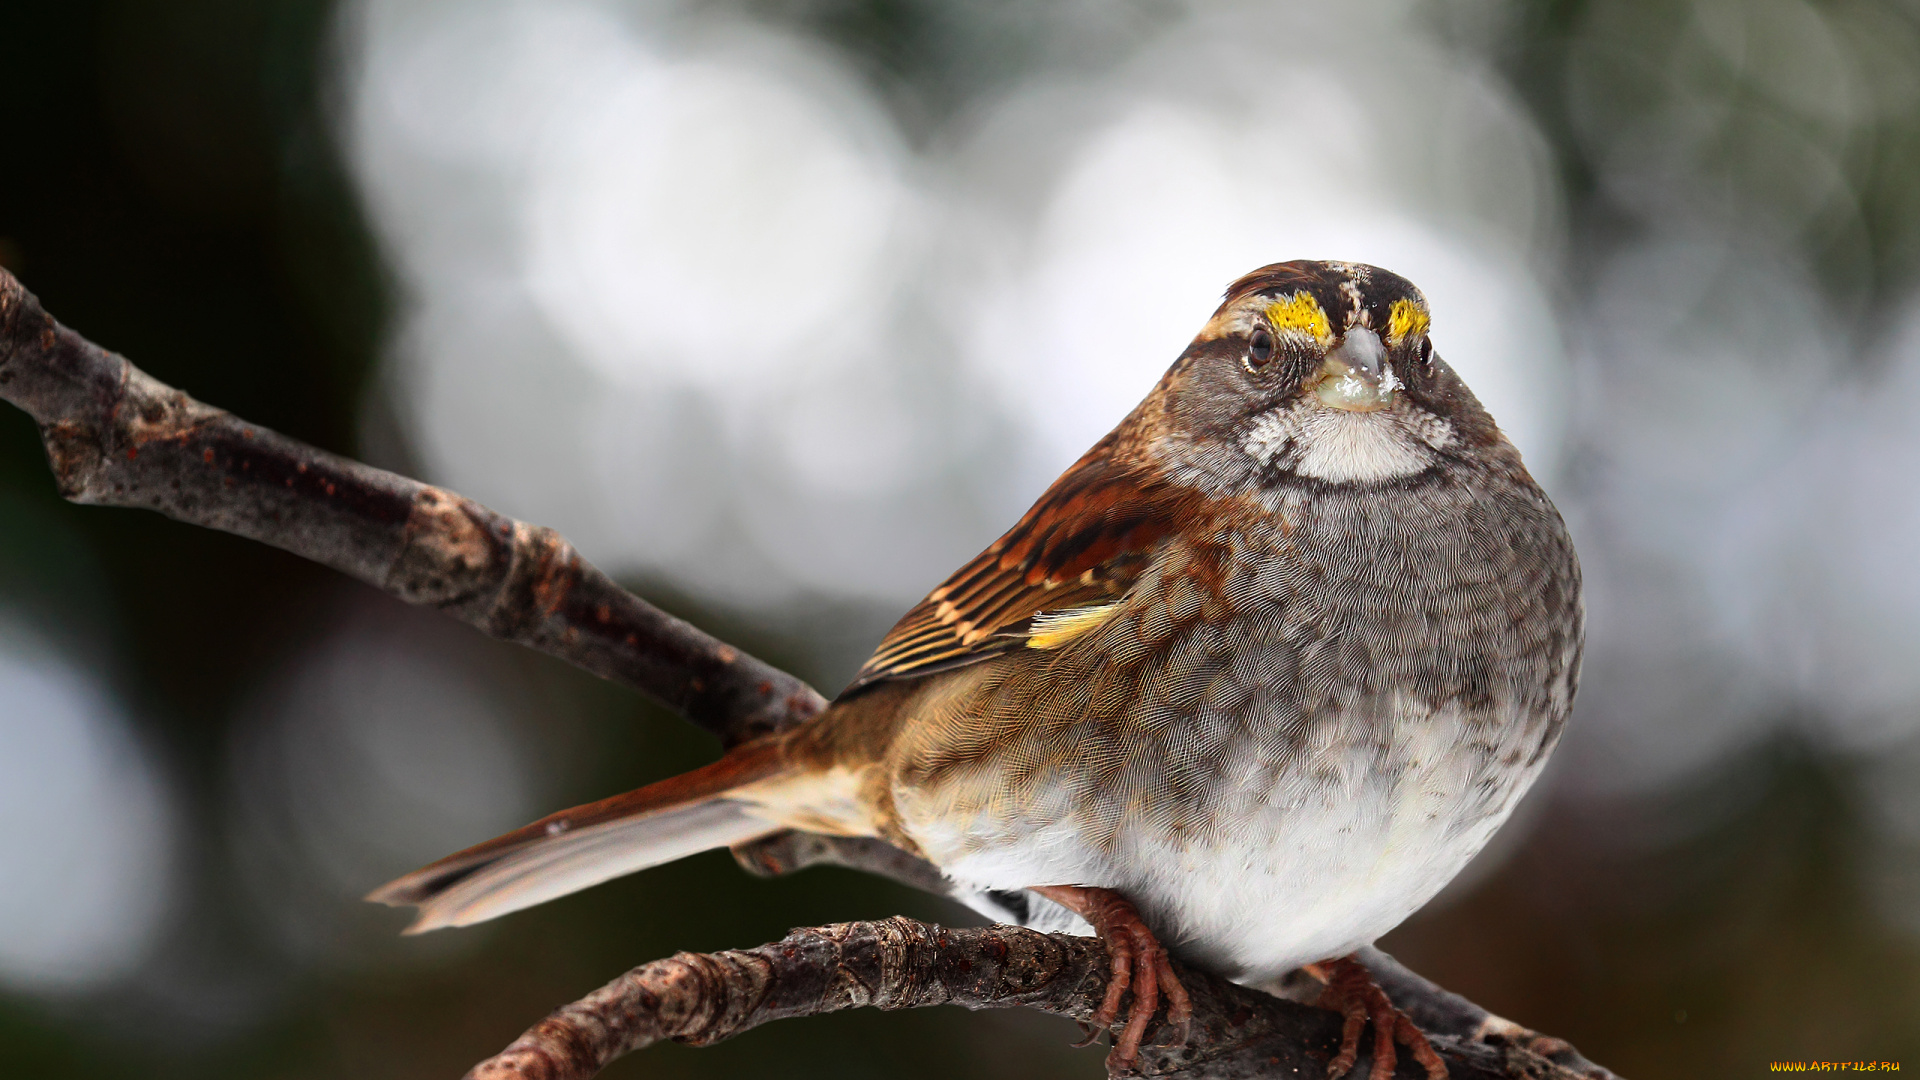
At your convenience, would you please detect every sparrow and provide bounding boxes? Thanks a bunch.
[371,260,1584,1079]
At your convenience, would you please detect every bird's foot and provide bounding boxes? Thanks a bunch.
[1030,884,1193,1072]
[1311,955,1447,1080]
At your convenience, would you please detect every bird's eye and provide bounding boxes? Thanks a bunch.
[1246,328,1275,369]
[1419,337,1435,369]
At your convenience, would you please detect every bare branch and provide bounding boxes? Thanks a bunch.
[0,266,1622,1078]
[464,917,1613,1080]
[0,266,820,745]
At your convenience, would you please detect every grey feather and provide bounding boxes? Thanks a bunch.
[395,798,778,933]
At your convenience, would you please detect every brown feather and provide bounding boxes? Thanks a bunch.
[367,737,790,912]
[844,430,1200,693]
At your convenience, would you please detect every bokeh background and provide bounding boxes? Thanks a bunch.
[3,1,1919,1076]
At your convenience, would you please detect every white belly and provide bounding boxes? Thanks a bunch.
[901,695,1553,982]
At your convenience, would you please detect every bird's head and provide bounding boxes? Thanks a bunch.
[1139,260,1515,493]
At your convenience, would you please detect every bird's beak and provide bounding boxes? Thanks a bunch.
[1313,326,1396,412]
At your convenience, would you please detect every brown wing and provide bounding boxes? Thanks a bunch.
[842,432,1195,695]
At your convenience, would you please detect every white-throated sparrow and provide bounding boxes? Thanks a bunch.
[372,260,1584,1079]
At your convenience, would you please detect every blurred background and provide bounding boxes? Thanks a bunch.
[2,0,1918,1076]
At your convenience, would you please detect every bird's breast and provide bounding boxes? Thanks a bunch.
[884,468,1581,974]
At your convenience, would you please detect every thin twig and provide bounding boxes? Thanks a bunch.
[0,267,1621,1079]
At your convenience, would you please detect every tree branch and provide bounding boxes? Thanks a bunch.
[0,267,818,746]
[463,917,1612,1080]
[0,267,1620,1079]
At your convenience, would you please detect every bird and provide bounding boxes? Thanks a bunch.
[369,260,1584,1079]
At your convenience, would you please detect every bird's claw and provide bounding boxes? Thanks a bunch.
[1314,955,1447,1080]
[1032,885,1193,1072]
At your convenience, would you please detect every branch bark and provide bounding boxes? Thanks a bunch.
[463,918,1612,1080]
[0,267,1620,1079]
[0,268,820,746]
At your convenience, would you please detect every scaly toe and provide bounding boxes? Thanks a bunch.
[1027,885,1193,1071]
[1323,992,1368,1078]
[1367,996,1397,1080]
[1092,936,1134,1034]
[1399,1013,1449,1080]
[1118,933,1163,1068]
[1314,956,1449,1080]
[1153,949,1193,1047]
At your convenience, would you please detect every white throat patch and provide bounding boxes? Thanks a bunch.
[1243,404,1451,483]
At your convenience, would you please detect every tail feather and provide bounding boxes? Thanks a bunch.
[368,739,790,933]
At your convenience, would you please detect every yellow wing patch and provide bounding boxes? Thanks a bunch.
[1026,603,1120,650]
[1386,297,1430,346]
[1265,292,1334,346]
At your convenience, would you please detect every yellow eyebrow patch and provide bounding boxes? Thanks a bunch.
[1386,297,1430,346]
[1026,603,1120,650]
[1264,292,1334,346]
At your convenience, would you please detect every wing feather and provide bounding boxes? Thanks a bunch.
[843,433,1196,693]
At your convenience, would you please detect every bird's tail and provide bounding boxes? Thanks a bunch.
[366,736,802,933]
